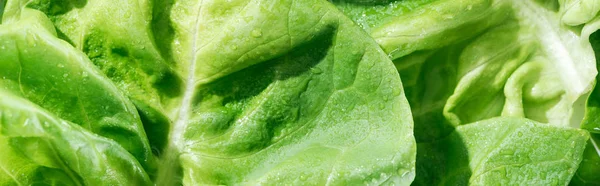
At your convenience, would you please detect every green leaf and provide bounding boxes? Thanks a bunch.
[333,0,600,185]
[414,117,589,186]
[154,0,415,184]
[335,0,598,132]
[1,0,416,185]
[0,90,152,185]
[333,0,508,60]
[0,8,156,176]
[571,28,600,186]
[570,134,600,186]
[559,0,600,26]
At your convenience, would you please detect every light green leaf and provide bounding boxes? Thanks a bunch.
[559,0,600,26]
[335,0,598,129]
[0,90,152,185]
[158,0,415,184]
[1,0,417,185]
[333,1,600,185]
[571,27,600,186]
[0,8,156,175]
[413,117,589,186]
[334,0,508,60]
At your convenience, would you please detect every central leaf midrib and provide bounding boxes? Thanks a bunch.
[155,1,204,185]
[170,1,205,152]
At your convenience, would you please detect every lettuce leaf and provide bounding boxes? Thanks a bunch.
[1,0,599,185]
[333,0,600,185]
[0,0,416,185]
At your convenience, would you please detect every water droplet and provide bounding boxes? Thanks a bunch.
[299,173,307,181]
[82,72,89,77]
[26,33,38,47]
[392,86,402,96]
[63,74,69,78]
[251,29,262,37]
[517,132,523,137]
[231,45,238,50]
[57,64,65,68]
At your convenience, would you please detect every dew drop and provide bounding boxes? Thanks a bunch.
[26,33,38,47]
[299,173,307,181]
[251,29,262,37]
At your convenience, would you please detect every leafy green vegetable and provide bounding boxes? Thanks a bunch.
[1,0,600,185]
[414,117,589,185]
[0,89,152,185]
[571,26,600,186]
[334,0,600,185]
[1,0,415,185]
[335,0,598,129]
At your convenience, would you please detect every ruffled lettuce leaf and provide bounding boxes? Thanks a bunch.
[333,0,600,185]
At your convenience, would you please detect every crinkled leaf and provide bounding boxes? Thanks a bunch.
[335,0,598,134]
[333,0,600,185]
